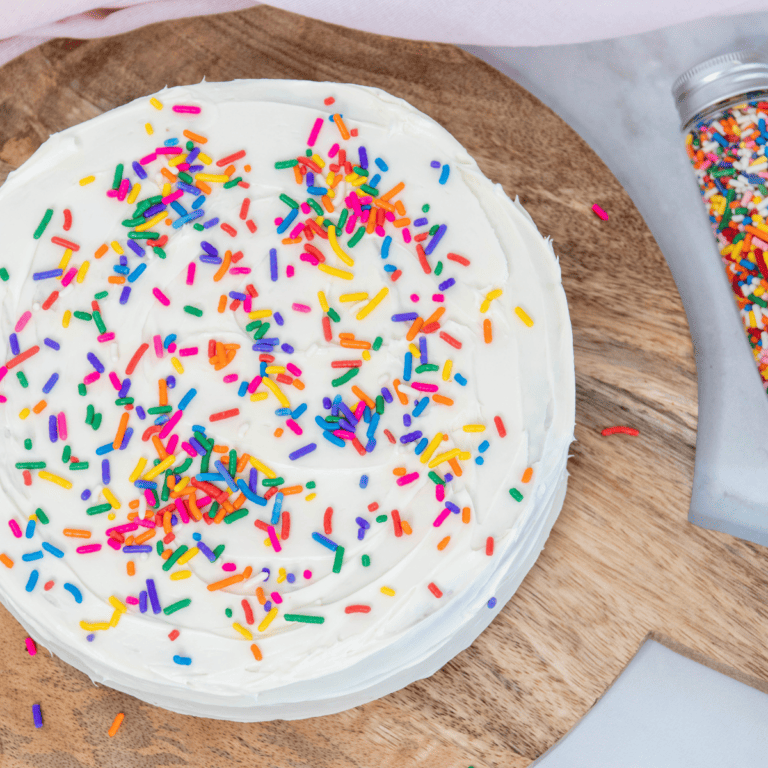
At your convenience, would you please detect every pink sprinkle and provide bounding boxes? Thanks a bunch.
[144,489,155,506]
[109,372,122,390]
[286,363,302,376]
[107,522,138,535]
[328,143,339,158]
[375,226,386,237]
[436,484,445,502]
[270,591,283,604]
[177,163,190,172]
[117,178,130,202]
[268,526,281,553]
[300,254,319,266]
[179,347,198,357]
[292,303,311,313]
[248,375,262,394]
[76,544,102,554]
[334,429,355,440]
[300,203,311,214]
[222,562,236,572]
[83,371,100,385]
[289,222,304,239]
[0,366,7,383]
[432,294,444,302]
[384,210,395,221]
[166,434,178,455]
[345,215,357,235]
[172,105,201,114]
[152,287,170,306]
[139,152,157,165]
[286,419,303,435]
[181,441,196,457]
[229,267,251,275]
[125,596,139,606]
[244,296,252,313]
[410,294,419,302]
[354,401,366,420]
[402,228,412,243]
[162,189,183,205]
[186,262,196,285]
[222,374,238,383]
[396,472,419,486]
[433,508,450,527]
[25,637,36,656]
[0,395,6,404]
[159,409,182,439]
[286,266,295,278]
[156,146,183,155]
[57,412,67,441]
[97,332,115,343]
[15,311,31,332]
[9,520,22,538]
[168,344,177,354]
[197,495,212,508]
[361,209,371,224]
[174,497,190,524]
[592,203,609,220]
[303,569,312,579]
[61,267,78,287]
[106,189,118,198]
[153,335,164,358]
[274,217,283,226]
[412,382,438,392]
[307,117,324,147]
[106,538,121,551]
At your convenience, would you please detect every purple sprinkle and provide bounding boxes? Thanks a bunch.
[357,528,366,540]
[42,372,58,394]
[176,181,202,196]
[438,278,455,291]
[202,217,219,229]
[403,414,411,427]
[119,255,128,266]
[381,387,393,404]
[186,147,200,164]
[143,203,166,218]
[135,406,146,420]
[81,489,91,501]
[118,378,131,398]
[249,467,259,492]
[119,286,131,304]
[43,338,60,350]
[413,217,428,227]
[48,414,58,443]
[338,418,356,432]
[119,428,133,450]
[356,516,370,529]
[33,269,63,280]
[430,160,441,168]
[86,633,95,642]
[188,438,206,456]
[424,223,447,256]
[146,578,161,614]
[419,336,427,365]
[200,255,221,264]
[443,473,453,483]
[87,352,104,373]
[391,312,418,322]
[197,541,216,562]
[273,312,284,326]
[32,704,43,728]
[132,161,148,179]
[289,443,317,461]
[228,291,247,300]
[123,545,152,553]
[200,241,218,256]
[358,146,368,169]
[400,431,422,444]
[305,172,315,187]
[365,437,376,452]
[166,375,176,389]
[322,397,332,410]
[101,459,110,484]
[269,248,278,282]
[127,240,146,258]
[487,597,497,609]
[264,601,272,611]
[445,501,460,513]
[9,333,19,355]
[139,590,148,613]
[286,573,295,583]
[281,343,294,354]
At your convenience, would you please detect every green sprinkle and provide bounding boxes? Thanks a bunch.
[208,501,219,520]
[186,141,195,151]
[372,336,383,351]
[262,477,284,487]
[245,320,262,332]
[177,171,193,184]
[429,224,439,235]
[352,166,369,177]
[92,413,102,430]
[92,310,107,334]
[183,305,203,317]
[225,607,233,617]
[306,480,316,489]
[77,383,87,396]
[416,364,439,373]
[361,554,371,567]
[69,462,89,470]
[163,598,191,615]
[434,261,443,276]
[85,404,94,425]
[748,294,768,308]
[223,177,242,189]
[156,541,164,555]
[347,226,365,248]
[228,449,237,477]
[153,247,166,259]
[193,223,204,231]
[147,406,172,415]
[280,193,299,209]
[162,544,189,571]
[171,458,192,475]
[283,613,325,624]
[62,445,71,462]
[306,198,323,216]
[305,149,313,157]
[422,204,430,213]
[332,368,359,387]
[275,159,299,169]
[33,208,54,239]
[327,307,340,323]
[114,398,134,406]
[24,438,32,450]
[375,395,385,414]
[112,163,123,190]
[212,544,225,561]
[128,231,159,240]
[0,268,9,281]
[509,488,523,502]
[253,322,271,340]
[73,311,92,321]
[15,461,45,469]
[223,508,249,524]
[375,514,388,523]
[86,503,112,515]
[332,545,344,574]
[337,208,349,231]
[360,184,379,196]
[35,508,49,525]
[16,371,28,388]
[428,471,446,485]
[122,217,145,227]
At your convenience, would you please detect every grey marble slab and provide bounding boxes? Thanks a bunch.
[463,12,768,547]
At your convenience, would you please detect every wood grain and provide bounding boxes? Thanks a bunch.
[0,6,763,767]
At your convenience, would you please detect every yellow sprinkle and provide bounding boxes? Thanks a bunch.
[442,359,453,381]
[317,291,330,312]
[171,357,184,374]
[170,570,191,580]
[145,123,154,135]
[171,476,190,495]
[408,343,421,358]
[150,97,163,110]
[361,350,371,361]
[328,225,355,266]
[420,433,444,464]
[126,182,141,205]
[350,175,365,187]
[195,173,229,183]
[38,471,72,489]
[262,377,290,407]
[258,607,278,632]
[143,454,175,481]
[102,487,121,509]
[248,309,272,319]
[340,292,369,302]
[198,152,212,165]
[177,547,199,565]
[109,596,127,615]
[326,171,336,185]
[250,392,268,402]
[514,306,534,327]
[233,622,253,640]
[380,586,396,597]
[162,182,171,197]
[345,173,358,183]
[76,261,90,283]
[311,153,325,169]
[19,408,30,420]
[110,241,124,255]
[57,249,72,277]
[356,287,389,320]
[318,262,354,279]
[277,568,287,584]
[80,621,110,631]
[264,366,286,374]
[305,492,316,501]
[135,211,165,232]
[79,175,95,186]
[463,424,486,432]
[428,448,462,468]
[249,456,277,479]
[480,288,503,313]
[168,154,186,168]
[62,310,71,328]
[128,457,147,483]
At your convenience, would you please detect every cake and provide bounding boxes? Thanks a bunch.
[0,79,575,720]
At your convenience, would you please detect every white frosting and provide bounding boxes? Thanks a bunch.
[0,79,574,719]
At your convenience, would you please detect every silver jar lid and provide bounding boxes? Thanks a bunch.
[673,48,768,129]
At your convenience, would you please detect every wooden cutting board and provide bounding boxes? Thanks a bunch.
[0,6,765,767]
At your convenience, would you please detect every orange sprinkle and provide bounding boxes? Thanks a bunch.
[351,385,375,410]
[223,164,236,177]
[232,493,246,510]
[381,181,405,202]
[281,485,303,496]
[107,712,125,738]
[401,521,412,535]
[126,561,135,576]
[128,499,140,510]
[244,164,251,172]
[212,444,228,453]
[255,587,267,605]
[63,529,91,538]
[95,244,108,259]
[236,453,250,473]
[293,165,303,184]
[207,573,245,591]
[333,113,350,140]
[134,528,155,544]
[196,180,212,195]
[107,276,126,284]
[395,200,406,216]
[274,428,284,437]
[392,217,410,228]
[183,129,208,144]
[158,378,168,406]
[339,339,371,349]
[160,167,177,184]
[250,643,263,661]
[462,507,471,524]
[448,457,463,477]
[432,395,454,406]
[437,536,450,551]
[152,435,168,460]
[393,467,407,476]
[32,400,47,414]
[161,549,172,560]
[292,378,305,390]
[483,318,492,343]
[113,413,129,451]
[213,249,232,281]
[424,307,445,326]
[392,379,408,405]
[372,197,396,213]
[0,554,13,568]
[282,237,301,245]
[406,317,423,341]
[522,467,533,483]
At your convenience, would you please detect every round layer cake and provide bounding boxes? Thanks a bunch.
[0,79,574,720]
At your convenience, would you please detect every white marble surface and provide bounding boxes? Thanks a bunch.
[463,11,768,547]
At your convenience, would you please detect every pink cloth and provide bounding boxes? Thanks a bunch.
[0,0,759,69]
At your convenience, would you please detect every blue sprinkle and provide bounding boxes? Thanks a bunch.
[170,200,188,217]
[192,532,202,541]
[9,333,19,355]
[191,195,206,209]
[237,381,248,397]
[119,286,131,304]
[439,165,450,184]
[173,655,192,666]
[134,480,157,489]
[488,597,497,609]
[273,312,284,326]
[381,235,392,258]
[430,160,441,168]
[164,138,179,146]
[413,398,429,418]
[312,532,338,551]
[359,475,369,488]
[214,460,238,492]
[404,352,412,381]
[454,373,467,386]
[101,459,110,484]
[127,263,147,283]
[270,492,284,525]
[383,264,397,273]
[276,208,298,235]
[439,278,455,291]
[87,352,104,373]
[289,443,317,461]
[172,209,204,228]
[41,542,63,557]
[292,403,307,420]
[307,186,328,196]
[424,223,447,256]
[322,431,346,448]
[80,489,91,500]
[42,373,58,394]
[275,407,292,416]
[375,157,388,171]
[479,440,490,453]
[43,338,60,350]
[64,582,83,602]
[269,248,278,281]
[414,437,429,455]
[25,519,35,538]
[475,456,484,465]
[25,570,39,592]
[132,160,147,179]
[178,387,197,410]
[22,551,43,561]
[113,265,130,275]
